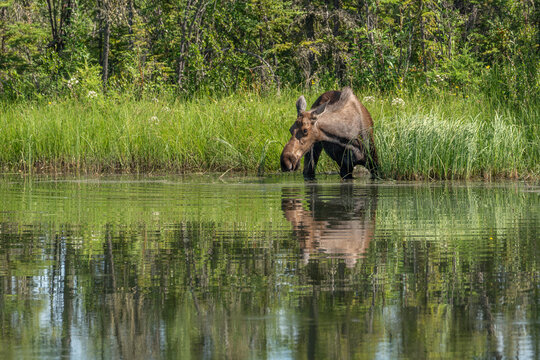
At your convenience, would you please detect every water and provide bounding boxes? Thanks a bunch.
[0,175,538,359]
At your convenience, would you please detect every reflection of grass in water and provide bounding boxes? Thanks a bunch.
[0,181,537,359]
[3,181,536,300]
[0,90,537,179]
[1,179,535,253]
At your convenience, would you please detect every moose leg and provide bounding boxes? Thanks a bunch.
[303,142,323,180]
[322,142,354,179]
[339,148,355,179]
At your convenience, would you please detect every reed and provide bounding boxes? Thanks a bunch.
[0,89,537,179]
[371,92,538,179]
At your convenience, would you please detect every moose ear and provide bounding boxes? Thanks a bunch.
[296,95,307,116]
[311,101,327,118]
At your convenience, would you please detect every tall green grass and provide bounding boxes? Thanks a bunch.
[0,90,538,179]
[370,92,539,179]
[0,92,292,174]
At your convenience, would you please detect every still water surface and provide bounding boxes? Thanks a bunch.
[0,175,538,359]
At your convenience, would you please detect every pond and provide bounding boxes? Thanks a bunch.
[0,175,538,359]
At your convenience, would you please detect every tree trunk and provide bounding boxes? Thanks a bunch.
[176,42,186,88]
[45,0,73,52]
[46,0,58,49]
[1,7,6,54]
[304,0,315,86]
[176,0,209,90]
[128,0,134,50]
[257,1,265,84]
[419,0,426,72]
[365,1,373,45]
[176,0,194,89]
[58,0,73,52]
[102,14,110,90]
[332,0,344,82]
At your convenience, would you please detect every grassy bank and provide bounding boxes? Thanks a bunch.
[0,90,538,179]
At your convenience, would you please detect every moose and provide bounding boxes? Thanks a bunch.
[280,87,379,179]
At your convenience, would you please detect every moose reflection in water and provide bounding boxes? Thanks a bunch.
[281,183,378,268]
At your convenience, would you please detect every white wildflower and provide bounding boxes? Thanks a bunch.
[163,106,171,112]
[149,116,159,124]
[87,90,98,99]
[67,77,79,89]
[434,74,444,83]
[362,96,376,103]
[152,97,159,103]
[392,97,405,107]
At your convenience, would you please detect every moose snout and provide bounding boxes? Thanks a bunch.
[280,153,299,172]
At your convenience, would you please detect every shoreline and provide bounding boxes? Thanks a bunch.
[1,92,538,181]
[2,167,538,182]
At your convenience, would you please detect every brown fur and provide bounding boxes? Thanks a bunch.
[281,87,379,179]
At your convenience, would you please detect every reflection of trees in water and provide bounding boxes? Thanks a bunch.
[81,221,278,359]
[0,185,538,359]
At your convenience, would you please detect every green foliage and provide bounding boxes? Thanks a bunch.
[427,48,484,90]
[0,0,536,99]
[0,0,538,178]
[66,61,103,99]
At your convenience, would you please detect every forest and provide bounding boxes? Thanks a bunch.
[0,1,538,178]
[1,0,537,100]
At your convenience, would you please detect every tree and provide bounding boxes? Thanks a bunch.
[45,0,74,52]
